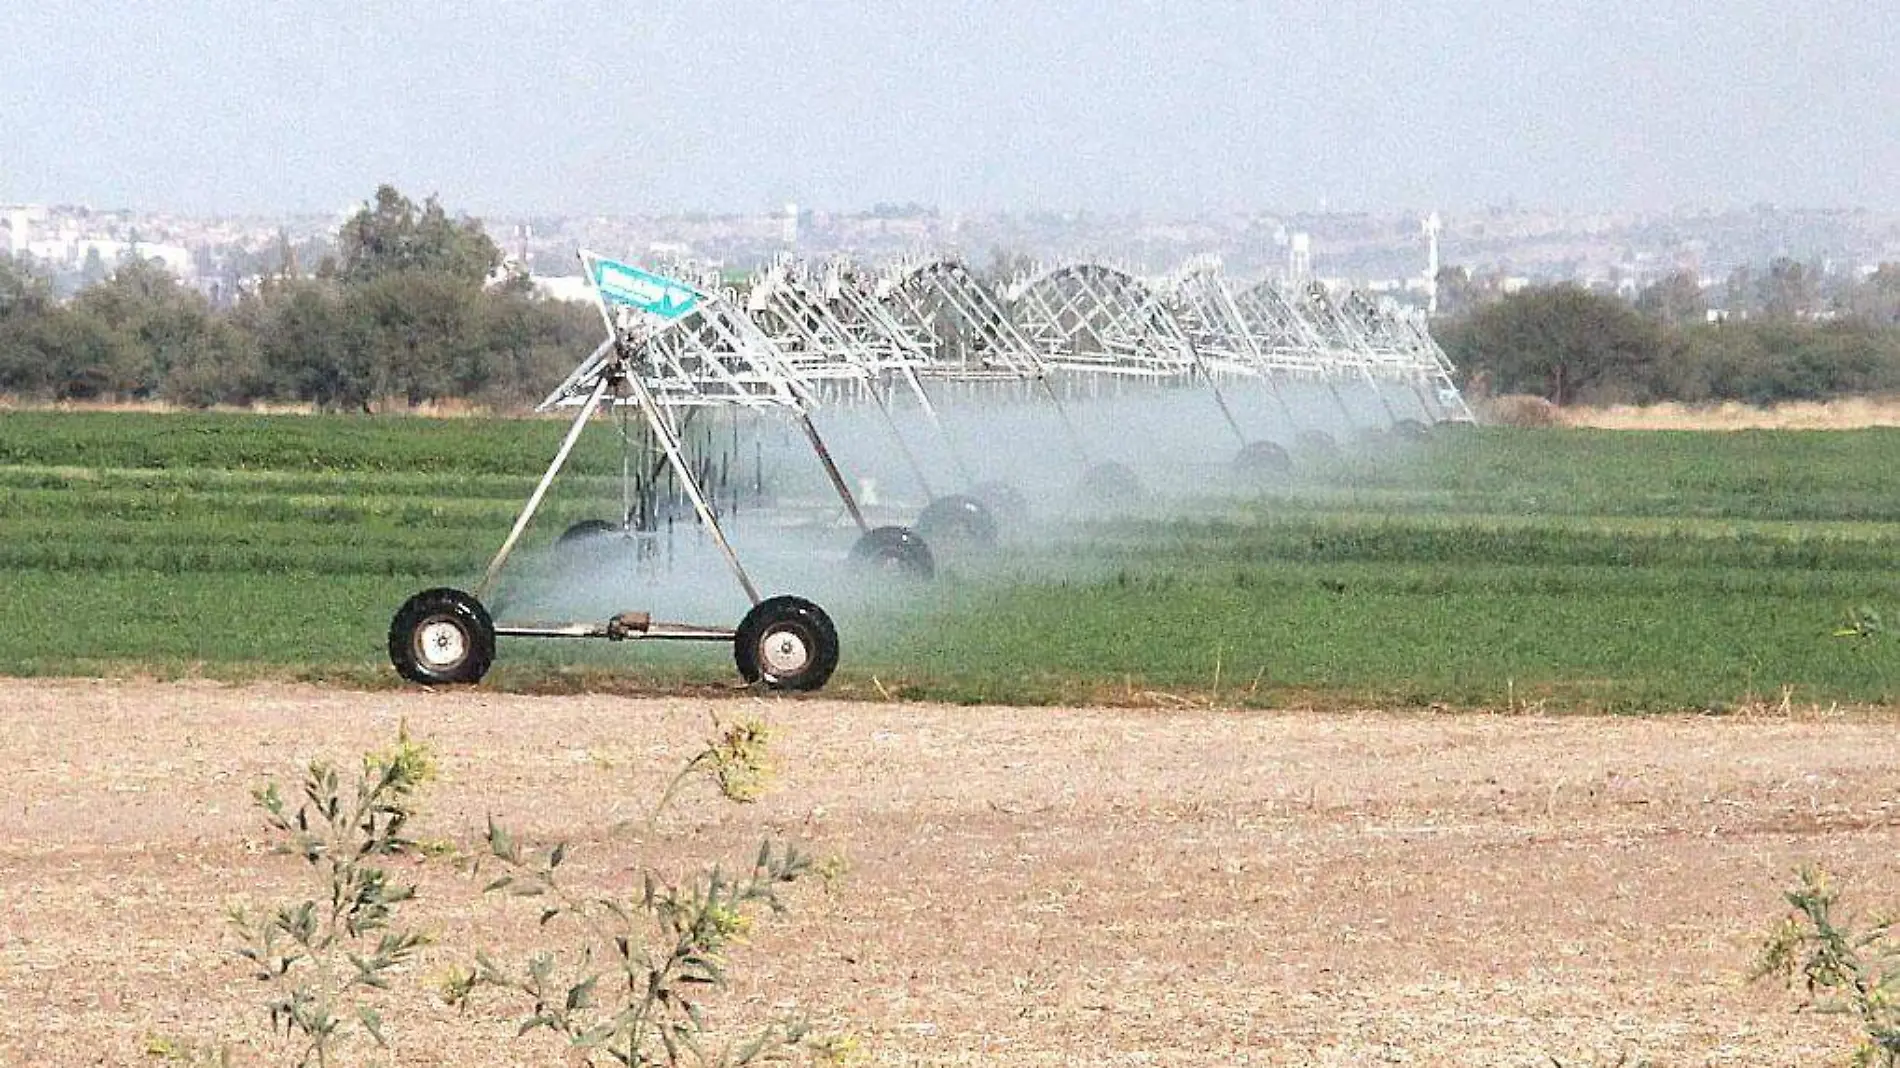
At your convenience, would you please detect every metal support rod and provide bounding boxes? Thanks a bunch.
[1204,370,1251,446]
[617,403,633,528]
[1367,367,1403,424]
[495,622,736,642]
[1037,374,1094,467]
[1181,336,1251,446]
[642,406,700,501]
[1209,280,1304,432]
[897,365,977,486]
[1406,377,1439,422]
[478,373,613,598]
[798,413,869,533]
[1263,371,1302,429]
[1324,376,1362,430]
[863,382,936,500]
[626,369,763,606]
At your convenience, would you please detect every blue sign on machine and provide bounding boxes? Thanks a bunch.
[590,257,700,320]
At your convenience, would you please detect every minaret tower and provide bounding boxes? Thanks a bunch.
[1288,232,1312,281]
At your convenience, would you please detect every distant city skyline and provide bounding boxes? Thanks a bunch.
[4,2,1897,218]
[9,195,1896,305]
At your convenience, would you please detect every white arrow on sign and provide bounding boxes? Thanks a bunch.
[592,258,700,319]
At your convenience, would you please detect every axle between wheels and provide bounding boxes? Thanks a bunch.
[388,587,840,692]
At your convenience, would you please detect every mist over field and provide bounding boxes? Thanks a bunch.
[10,7,1900,1068]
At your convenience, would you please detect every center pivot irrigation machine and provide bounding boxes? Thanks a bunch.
[386,252,910,693]
[386,248,1476,694]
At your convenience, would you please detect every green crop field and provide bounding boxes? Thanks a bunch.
[2,409,1898,711]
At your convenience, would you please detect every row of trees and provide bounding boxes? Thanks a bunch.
[4,184,1900,411]
[0,187,599,410]
[1438,257,1900,325]
[1439,269,1900,407]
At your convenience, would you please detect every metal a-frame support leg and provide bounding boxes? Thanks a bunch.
[1323,375,1362,431]
[1365,367,1404,425]
[628,379,764,607]
[797,413,870,533]
[1405,375,1441,422]
[1177,337,1251,447]
[862,378,937,500]
[897,366,979,487]
[1204,370,1252,446]
[478,366,766,610]
[477,374,614,599]
[1036,374,1095,467]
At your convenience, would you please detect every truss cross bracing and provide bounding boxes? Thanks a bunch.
[1006,263,1196,378]
[875,259,1048,381]
[555,250,1475,428]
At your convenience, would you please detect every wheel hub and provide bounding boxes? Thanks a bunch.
[759,627,811,676]
[416,618,468,668]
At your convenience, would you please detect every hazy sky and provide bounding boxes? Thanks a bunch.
[3,1,1895,217]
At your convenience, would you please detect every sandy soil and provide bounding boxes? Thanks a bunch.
[3,680,1897,1066]
[1561,397,1900,431]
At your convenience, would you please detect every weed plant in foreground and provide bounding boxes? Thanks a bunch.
[215,720,841,1067]
[5,409,1900,710]
[1758,866,1900,1065]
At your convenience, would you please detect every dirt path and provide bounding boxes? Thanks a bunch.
[3,680,1896,1066]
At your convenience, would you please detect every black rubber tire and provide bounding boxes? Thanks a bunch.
[1391,418,1432,442]
[389,587,496,685]
[968,481,1030,526]
[1077,461,1143,505]
[1232,439,1292,478]
[734,595,840,691]
[915,494,999,547]
[555,518,619,547]
[848,525,936,580]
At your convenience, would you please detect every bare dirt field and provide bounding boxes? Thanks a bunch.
[4,680,1899,1066]
[1561,397,1900,431]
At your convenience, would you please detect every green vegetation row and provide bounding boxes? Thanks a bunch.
[1441,273,1900,407]
[13,410,1900,509]
[3,409,1900,711]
